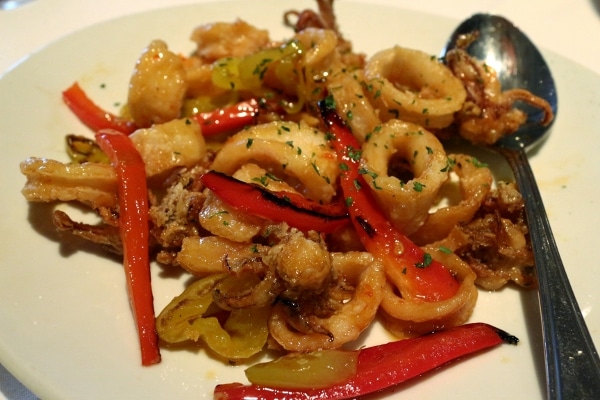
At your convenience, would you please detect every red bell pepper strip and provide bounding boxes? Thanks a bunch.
[192,99,259,136]
[63,81,258,137]
[200,170,348,233]
[214,322,519,399]
[63,82,138,135]
[95,129,161,366]
[318,98,459,301]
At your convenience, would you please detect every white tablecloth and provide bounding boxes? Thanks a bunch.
[2,0,599,398]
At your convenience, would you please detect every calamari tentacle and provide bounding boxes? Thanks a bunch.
[269,252,385,351]
[445,38,554,144]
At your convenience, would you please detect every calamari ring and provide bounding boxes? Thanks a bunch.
[328,70,381,143]
[294,28,339,70]
[211,120,339,203]
[268,252,385,351]
[176,236,257,276]
[380,245,478,338]
[360,119,449,235]
[198,191,266,242]
[410,153,493,245]
[363,46,466,129]
[214,268,282,310]
[20,157,118,209]
[278,28,344,113]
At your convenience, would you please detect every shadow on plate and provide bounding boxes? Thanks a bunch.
[520,288,547,396]
[591,0,600,16]
[26,202,120,263]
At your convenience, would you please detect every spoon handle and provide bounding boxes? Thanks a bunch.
[501,147,600,399]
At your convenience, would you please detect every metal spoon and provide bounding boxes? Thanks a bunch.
[441,14,600,399]
[0,0,35,11]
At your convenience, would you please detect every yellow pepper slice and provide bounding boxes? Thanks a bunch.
[156,273,270,359]
[211,40,303,92]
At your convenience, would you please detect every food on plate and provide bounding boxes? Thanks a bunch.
[214,322,519,399]
[445,31,554,145]
[18,0,553,396]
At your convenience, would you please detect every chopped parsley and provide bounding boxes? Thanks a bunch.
[415,252,433,268]
[412,181,426,192]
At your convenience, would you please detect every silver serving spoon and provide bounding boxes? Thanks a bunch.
[0,0,34,10]
[441,14,600,399]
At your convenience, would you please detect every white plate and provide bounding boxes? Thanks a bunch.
[1,1,599,399]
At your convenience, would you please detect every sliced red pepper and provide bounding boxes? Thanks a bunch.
[318,98,459,301]
[192,99,259,136]
[63,81,258,137]
[200,170,348,233]
[214,322,519,399]
[63,82,138,134]
[95,129,161,366]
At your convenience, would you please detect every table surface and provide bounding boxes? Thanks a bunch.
[2,0,599,399]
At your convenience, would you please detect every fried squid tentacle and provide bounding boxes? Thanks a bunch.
[284,0,338,34]
[445,32,554,145]
[269,252,386,352]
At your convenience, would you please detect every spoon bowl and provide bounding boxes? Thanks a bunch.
[443,14,558,152]
[441,14,600,400]
[0,0,35,11]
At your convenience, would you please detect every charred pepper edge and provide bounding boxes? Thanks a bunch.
[213,323,519,400]
[200,170,349,231]
[494,327,520,345]
[317,95,461,301]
